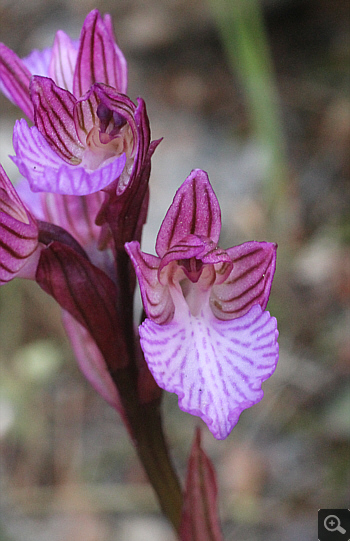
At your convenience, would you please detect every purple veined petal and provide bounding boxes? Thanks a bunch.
[156,169,222,258]
[211,241,277,320]
[139,303,279,440]
[103,13,128,94]
[73,9,126,97]
[74,86,100,144]
[12,119,126,195]
[0,165,30,221]
[0,215,39,283]
[40,191,104,249]
[38,191,114,272]
[49,30,78,92]
[125,241,175,325]
[0,43,33,120]
[30,76,84,163]
[62,311,123,413]
[0,165,39,284]
[22,46,52,77]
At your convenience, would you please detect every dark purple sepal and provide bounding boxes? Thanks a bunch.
[180,428,223,541]
[36,241,128,369]
[97,99,160,250]
[156,169,221,258]
[73,9,127,97]
[0,43,34,120]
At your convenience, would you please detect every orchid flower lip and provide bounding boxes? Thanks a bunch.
[12,115,127,196]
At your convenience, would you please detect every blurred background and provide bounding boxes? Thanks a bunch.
[0,0,349,540]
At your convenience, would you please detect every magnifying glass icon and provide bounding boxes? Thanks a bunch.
[324,515,346,534]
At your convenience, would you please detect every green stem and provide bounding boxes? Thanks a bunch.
[209,0,288,208]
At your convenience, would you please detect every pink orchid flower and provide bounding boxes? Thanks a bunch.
[0,9,127,117]
[126,169,279,439]
[0,10,151,197]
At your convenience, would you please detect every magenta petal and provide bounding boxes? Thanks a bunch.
[74,87,100,144]
[103,13,128,94]
[22,47,52,77]
[48,30,77,92]
[62,311,122,413]
[0,43,33,120]
[30,76,83,163]
[40,191,104,249]
[211,241,277,320]
[125,241,175,324]
[139,304,279,439]
[12,119,126,195]
[0,165,39,284]
[156,169,222,258]
[73,9,126,97]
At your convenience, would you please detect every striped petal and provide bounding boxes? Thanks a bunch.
[74,87,100,145]
[12,119,126,195]
[48,30,77,92]
[211,242,277,320]
[0,165,39,284]
[103,13,128,94]
[39,191,104,249]
[156,169,221,257]
[0,43,33,120]
[30,76,84,163]
[125,241,174,325]
[139,304,279,439]
[73,9,127,97]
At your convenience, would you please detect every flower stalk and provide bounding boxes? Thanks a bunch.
[111,247,183,531]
